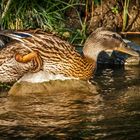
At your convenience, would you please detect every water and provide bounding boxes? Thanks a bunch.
[0,65,139,140]
[126,35,140,45]
[0,38,140,140]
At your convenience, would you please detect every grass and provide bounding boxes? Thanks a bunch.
[0,0,88,45]
[122,0,130,31]
[1,0,82,30]
[0,0,132,45]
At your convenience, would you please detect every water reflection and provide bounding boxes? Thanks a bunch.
[0,66,140,140]
[126,35,140,45]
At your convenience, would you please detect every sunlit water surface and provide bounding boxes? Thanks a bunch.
[0,66,139,140]
[0,37,140,140]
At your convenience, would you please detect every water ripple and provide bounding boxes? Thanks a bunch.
[0,66,140,139]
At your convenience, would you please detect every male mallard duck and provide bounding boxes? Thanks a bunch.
[0,28,139,83]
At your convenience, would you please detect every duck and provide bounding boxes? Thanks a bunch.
[0,28,139,83]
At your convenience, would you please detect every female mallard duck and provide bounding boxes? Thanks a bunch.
[0,28,139,83]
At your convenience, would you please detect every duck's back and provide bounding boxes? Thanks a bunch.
[0,30,95,80]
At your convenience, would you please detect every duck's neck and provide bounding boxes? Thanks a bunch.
[83,34,105,62]
[83,46,103,62]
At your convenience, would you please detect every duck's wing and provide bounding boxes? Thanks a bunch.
[0,30,43,72]
[0,30,33,47]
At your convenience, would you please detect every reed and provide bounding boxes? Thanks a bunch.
[122,0,130,31]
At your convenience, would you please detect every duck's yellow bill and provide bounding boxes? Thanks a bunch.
[116,46,139,57]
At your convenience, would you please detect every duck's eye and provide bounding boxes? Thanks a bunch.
[112,34,122,41]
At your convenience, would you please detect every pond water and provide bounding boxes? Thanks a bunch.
[126,35,140,45]
[0,37,140,140]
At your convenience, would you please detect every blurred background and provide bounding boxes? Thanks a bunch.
[0,0,140,47]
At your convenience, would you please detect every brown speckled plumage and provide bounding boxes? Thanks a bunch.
[0,28,138,83]
[29,32,95,79]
